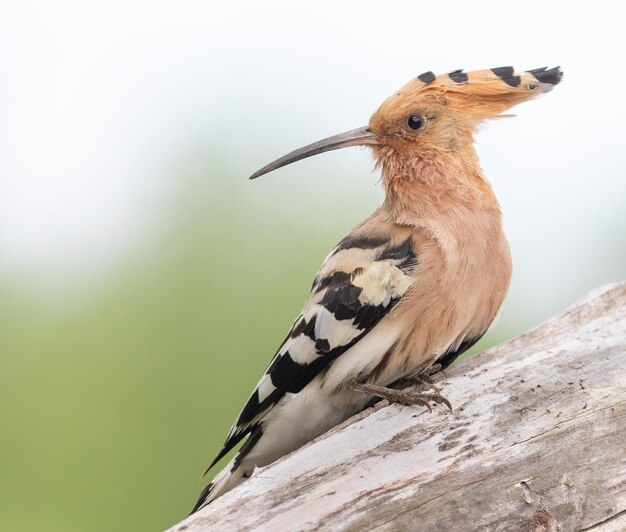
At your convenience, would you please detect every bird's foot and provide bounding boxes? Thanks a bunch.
[350,380,452,413]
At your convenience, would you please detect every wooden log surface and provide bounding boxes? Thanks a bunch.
[169,282,626,532]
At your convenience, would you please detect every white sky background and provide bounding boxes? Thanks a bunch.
[0,1,624,325]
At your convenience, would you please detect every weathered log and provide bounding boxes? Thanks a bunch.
[169,282,626,532]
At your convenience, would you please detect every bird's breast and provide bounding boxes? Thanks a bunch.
[355,209,511,386]
[394,217,511,377]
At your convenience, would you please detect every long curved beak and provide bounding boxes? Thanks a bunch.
[249,126,378,180]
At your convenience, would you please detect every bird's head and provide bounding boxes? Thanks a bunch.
[249,66,562,180]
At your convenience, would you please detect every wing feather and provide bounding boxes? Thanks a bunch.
[205,228,418,471]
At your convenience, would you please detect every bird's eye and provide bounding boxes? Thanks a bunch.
[407,115,424,130]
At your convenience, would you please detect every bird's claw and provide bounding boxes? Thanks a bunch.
[350,380,452,413]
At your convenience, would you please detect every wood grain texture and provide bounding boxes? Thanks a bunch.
[169,282,626,532]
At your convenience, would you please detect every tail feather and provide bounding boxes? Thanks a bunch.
[189,481,215,515]
[190,456,247,514]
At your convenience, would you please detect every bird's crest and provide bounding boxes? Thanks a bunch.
[375,66,563,124]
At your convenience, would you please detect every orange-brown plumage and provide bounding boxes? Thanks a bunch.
[191,66,562,512]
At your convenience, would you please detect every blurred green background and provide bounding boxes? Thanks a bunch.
[1,1,625,531]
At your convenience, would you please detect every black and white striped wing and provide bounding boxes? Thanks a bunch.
[206,232,417,470]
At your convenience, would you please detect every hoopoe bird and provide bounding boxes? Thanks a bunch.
[192,65,562,512]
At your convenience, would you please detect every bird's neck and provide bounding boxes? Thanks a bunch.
[380,144,500,215]
[378,145,504,255]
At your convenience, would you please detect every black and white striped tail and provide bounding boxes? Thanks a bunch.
[190,457,246,514]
